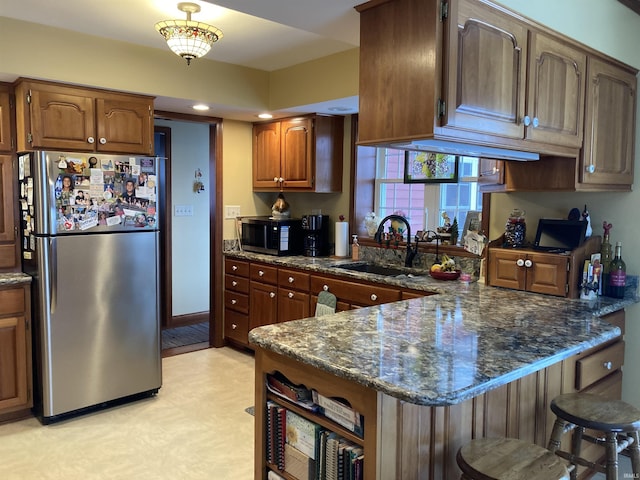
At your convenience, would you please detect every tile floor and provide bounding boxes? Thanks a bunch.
[0,347,255,480]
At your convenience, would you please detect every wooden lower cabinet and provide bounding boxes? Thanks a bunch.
[254,311,625,479]
[0,284,32,423]
[224,257,431,348]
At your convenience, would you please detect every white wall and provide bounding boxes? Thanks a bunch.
[155,119,210,316]
[493,0,640,407]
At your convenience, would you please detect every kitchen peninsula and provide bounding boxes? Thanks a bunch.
[240,252,636,479]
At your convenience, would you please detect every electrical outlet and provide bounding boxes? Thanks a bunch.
[225,205,241,219]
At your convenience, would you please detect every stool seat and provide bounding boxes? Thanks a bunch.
[457,437,571,480]
[551,393,640,432]
[547,393,640,480]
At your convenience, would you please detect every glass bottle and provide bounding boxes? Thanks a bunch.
[504,209,526,248]
[609,242,626,299]
[600,228,612,295]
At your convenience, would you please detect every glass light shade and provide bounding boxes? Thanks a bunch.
[155,20,222,65]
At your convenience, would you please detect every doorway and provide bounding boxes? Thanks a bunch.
[154,111,224,355]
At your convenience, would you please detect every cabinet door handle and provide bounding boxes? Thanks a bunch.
[259,270,265,276]
[524,259,533,268]
[516,259,525,267]
[99,137,107,144]
[231,280,238,287]
[279,177,284,183]
[370,293,378,301]
[231,299,237,305]
[273,177,279,182]
[586,164,596,174]
[231,323,238,330]
[288,276,294,283]
[288,292,294,298]
[269,292,276,298]
[323,284,329,291]
[523,115,531,126]
[532,117,539,128]
[87,136,95,144]
[603,361,613,370]
[232,265,238,271]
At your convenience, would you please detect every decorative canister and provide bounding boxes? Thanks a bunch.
[504,209,526,247]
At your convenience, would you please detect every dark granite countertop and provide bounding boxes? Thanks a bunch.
[0,272,32,286]
[229,251,636,406]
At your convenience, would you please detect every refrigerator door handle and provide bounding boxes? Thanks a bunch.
[49,237,57,314]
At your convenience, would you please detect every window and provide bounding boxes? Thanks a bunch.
[374,149,482,241]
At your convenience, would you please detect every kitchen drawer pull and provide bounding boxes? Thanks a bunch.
[259,270,265,276]
[323,284,329,291]
[288,276,294,283]
[231,299,237,305]
[371,293,378,301]
[516,259,525,267]
[232,265,238,271]
[269,292,276,298]
[603,361,613,370]
[231,323,238,330]
[524,259,533,268]
[232,280,238,287]
[288,292,294,298]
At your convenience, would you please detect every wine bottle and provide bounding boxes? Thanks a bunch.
[609,241,626,299]
[600,230,612,295]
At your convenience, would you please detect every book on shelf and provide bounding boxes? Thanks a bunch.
[325,432,340,480]
[286,410,323,460]
[312,390,364,437]
[284,443,316,480]
[267,374,318,412]
[267,471,286,480]
[276,405,287,472]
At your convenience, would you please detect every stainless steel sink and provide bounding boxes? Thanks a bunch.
[330,262,410,277]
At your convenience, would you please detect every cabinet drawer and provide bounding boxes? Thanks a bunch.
[224,309,249,346]
[278,268,310,291]
[250,263,278,285]
[224,290,249,314]
[225,275,249,294]
[225,258,249,277]
[310,276,401,306]
[576,341,625,391]
[0,288,25,316]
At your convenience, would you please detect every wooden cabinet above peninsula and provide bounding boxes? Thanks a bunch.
[252,114,344,192]
[356,0,637,190]
[14,79,154,155]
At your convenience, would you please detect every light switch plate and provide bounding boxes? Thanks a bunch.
[175,205,194,216]
[225,205,241,219]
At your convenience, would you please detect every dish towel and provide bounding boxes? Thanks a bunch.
[315,291,337,317]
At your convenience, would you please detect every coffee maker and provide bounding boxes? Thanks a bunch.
[301,214,330,257]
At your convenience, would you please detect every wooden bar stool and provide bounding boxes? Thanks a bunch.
[547,393,640,480]
[456,437,571,479]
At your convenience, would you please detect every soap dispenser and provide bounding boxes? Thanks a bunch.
[351,234,360,260]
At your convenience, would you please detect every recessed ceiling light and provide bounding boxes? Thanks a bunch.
[258,113,273,119]
[193,104,210,111]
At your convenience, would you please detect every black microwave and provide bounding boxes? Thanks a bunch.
[240,216,303,256]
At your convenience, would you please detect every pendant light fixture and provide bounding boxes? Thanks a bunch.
[155,2,223,66]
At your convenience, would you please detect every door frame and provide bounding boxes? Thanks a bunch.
[154,110,224,348]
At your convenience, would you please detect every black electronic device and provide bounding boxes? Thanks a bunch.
[533,219,587,252]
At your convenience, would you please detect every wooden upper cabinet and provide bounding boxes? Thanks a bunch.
[445,0,528,140]
[445,0,585,149]
[580,56,637,189]
[252,122,281,189]
[252,114,343,193]
[14,79,154,155]
[0,85,14,153]
[525,31,586,148]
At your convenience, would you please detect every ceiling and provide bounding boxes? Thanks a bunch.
[0,0,363,119]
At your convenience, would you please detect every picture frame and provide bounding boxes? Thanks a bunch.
[403,151,459,183]
[462,210,482,239]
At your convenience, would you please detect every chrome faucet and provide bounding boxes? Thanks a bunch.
[374,215,418,267]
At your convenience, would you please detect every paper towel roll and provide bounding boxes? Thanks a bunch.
[335,221,349,257]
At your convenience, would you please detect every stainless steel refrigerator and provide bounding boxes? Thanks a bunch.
[17,151,162,423]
